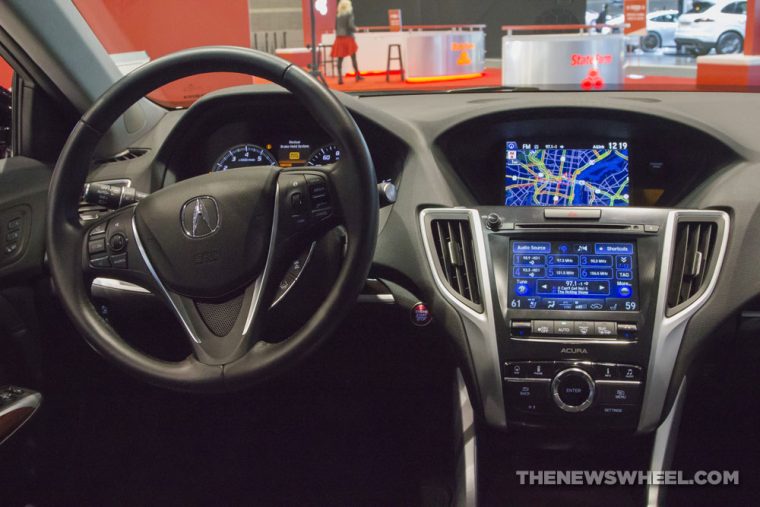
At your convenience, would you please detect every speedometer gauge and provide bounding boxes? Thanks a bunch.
[307,144,341,166]
[213,144,277,172]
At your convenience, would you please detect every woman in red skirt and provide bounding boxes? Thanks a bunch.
[332,0,363,85]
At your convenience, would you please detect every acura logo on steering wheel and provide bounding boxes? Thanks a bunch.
[181,196,221,238]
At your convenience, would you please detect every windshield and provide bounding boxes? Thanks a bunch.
[74,0,758,107]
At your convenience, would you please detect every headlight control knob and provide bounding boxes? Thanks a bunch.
[486,213,502,231]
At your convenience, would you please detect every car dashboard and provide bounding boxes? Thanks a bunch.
[84,87,760,440]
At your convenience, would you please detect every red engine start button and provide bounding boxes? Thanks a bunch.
[411,302,433,327]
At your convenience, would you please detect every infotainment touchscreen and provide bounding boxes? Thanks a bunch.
[504,141,629,207]
[508,240,639,311]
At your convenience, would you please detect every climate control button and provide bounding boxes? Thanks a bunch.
[551,368,595,413]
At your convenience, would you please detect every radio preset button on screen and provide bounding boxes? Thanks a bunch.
[509,240,639,312]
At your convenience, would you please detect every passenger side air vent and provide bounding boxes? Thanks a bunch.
[666,220,719,315]
[98,148,148,164]
[430,218,482,311]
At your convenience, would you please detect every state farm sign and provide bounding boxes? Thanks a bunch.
[571,53,613,66]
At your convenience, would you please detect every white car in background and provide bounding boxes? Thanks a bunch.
[640,10,680,51]
[675,0,747,54]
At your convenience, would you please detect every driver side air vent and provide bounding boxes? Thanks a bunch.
[430,218,482,311]
[97,148,148,164]
[666,220,718,315]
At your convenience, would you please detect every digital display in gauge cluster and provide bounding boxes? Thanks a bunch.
[211,139,340,172]
[507,240,639,312]
[504,140,630,207]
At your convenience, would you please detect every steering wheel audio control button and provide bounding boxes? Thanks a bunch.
[88,239,106,255]
[110,253,128,269]
[89,223,108,237]
[552,368,595,413]
[109,233,127,253]
[89,255,111,268]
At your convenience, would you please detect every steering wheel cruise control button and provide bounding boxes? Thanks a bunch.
[552,368,595,413]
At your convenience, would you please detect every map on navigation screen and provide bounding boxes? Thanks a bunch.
[504,141,630,207]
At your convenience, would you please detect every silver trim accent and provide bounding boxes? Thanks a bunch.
[638,210,729,432]
[504,377,551,383]
[454,369,477,507]
[132,217,203,344]
[0,390,42,446]
[510,337,633,345]
[420,208,505,427]
[92,277,151,294]
[596,379,642,385]
[243,184,280,336]
[740,310,760,319]
[270,241,316,309]
[551,368,595,413]
[357,294,396,304]
[646,379,687,507]
[87,178,132,188]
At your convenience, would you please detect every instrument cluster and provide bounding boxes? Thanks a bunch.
[212,141,341,172]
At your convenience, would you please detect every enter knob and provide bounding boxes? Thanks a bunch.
[551,368,595,413]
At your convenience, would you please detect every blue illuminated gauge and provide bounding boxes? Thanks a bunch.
[307,144,341,166]
[213,144,277,172]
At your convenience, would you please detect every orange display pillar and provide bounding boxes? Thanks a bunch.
[0,58,12,90]
[746,0,760,54]
[696,0,760,88]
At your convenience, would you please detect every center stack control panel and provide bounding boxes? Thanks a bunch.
[483,207,669,430]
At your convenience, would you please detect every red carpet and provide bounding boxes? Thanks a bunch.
[325,67,697,92]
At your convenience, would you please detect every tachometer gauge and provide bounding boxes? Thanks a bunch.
[213,144,277,172]
[307,144,341,166]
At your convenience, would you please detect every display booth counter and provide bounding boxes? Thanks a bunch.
[321,25,486,82]
[501,25,626,89]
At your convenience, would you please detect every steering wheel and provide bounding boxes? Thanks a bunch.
[46,47,378,391]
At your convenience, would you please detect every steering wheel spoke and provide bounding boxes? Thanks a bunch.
[157,275,271,366]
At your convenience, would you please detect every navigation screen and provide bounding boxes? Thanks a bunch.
[504,141,630,207]
[508,240,639,311]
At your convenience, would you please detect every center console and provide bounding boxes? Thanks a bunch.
[421,206,729,433]
[491,223,659,430]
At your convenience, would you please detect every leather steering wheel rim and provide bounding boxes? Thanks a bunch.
[46,47,378,392]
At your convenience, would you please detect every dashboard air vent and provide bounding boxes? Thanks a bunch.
[430,218,482,310]
[667,220,718,313]
[98,148,148,164]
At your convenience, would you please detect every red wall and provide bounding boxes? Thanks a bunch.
[0,57,12,90]
[73,0,252,107]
